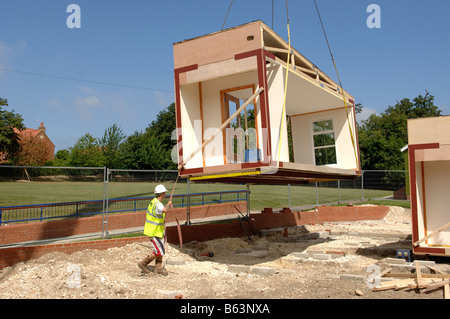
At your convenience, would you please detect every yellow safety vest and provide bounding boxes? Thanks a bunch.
[143,198,165,238]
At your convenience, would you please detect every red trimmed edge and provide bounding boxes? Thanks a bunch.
[408,142,445,256]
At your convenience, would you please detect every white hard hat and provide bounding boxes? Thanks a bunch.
[154,184,167,194]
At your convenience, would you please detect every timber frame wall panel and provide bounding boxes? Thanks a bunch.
[173,20,360,184]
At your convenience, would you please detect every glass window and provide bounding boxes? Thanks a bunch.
[313,119,336,166]
[313,119,333,132]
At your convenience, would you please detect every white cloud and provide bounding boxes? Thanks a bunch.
[46,98,63,109]
[44,99,68,118]
[0,43,13,61]
[0,41,26,73]
[0,42,14,74]
[153,90,171,108]
[81,96,102,107]
[75,95,104,120]
[78,86,100,95]
[356,107,377,123]
[71,87,141,130]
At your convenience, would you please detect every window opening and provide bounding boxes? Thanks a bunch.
[222,87,258,163]
[313,119,336,165]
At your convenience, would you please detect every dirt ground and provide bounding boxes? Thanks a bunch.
[1,205,449,300]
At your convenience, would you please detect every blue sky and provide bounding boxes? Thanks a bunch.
[1,0,449,152]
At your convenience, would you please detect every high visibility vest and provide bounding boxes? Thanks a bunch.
[143,198,165,238]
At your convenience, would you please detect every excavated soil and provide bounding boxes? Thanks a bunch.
[0,205,449,300]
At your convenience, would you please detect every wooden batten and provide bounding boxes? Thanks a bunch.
[264,54,354,106]
[260,22,340,91]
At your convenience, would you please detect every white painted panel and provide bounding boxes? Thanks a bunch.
[267,65,289,162]
[179,83,202,169]
[423,161,450,246]
[291,108,358,169]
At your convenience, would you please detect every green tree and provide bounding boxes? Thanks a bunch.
[358,92,441,170]
[119,131,149,169]
[145,133,174,169]
[98,123,126,169]
[52,149,71,167]
[68,133,106,167]
[0,97,25,162]
[142,103,177,169]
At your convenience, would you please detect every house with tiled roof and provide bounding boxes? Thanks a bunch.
[0,122,55,165]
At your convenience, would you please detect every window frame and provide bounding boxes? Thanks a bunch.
[311,118,337,166]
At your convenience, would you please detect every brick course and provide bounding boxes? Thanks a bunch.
[0,204,389,270]
[0,202,247,246]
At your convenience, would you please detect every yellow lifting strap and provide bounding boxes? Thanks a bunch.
[277,20,291,168]
[276,0,291,168]
[189,170,261,181]
[277,0,359,170]
[338,79,359,169]
[313,0,359,169]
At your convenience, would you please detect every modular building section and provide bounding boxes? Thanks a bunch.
[408,116,450,257]
[173,20,361,184]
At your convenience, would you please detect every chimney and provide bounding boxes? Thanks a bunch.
[39,122,45,133]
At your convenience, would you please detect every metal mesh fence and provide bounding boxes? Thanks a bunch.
[250,170,409,211]
[108,169,179,183]
[0,165,106,225]
[1,166,409,226]
[105,168,247,219]
[0,165,106,206]
[361,170,409,192]
[0,165,105,182]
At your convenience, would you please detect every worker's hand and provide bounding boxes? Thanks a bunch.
[168,200,173,209]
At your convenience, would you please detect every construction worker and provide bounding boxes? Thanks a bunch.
[138,184,173,276]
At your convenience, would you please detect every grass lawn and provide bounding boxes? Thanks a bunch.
[1,180,394,211]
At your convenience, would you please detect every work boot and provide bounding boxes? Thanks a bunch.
[154,256,168,276]
[138,255,156,274]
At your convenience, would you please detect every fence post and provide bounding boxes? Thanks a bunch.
[338,180,341,204]
[186,179,191,225]
[361,170,365,200]
[246,184,250,217]
[102,166,106,234]
[0,209,2,226]
[315,182,319,206]
[288,184,292,208]
[103,168,110,238]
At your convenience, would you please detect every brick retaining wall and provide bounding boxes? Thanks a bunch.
[0,218,252,269]
[250,205,389,230]
[0,202,247,246]
[0,204,389,270]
